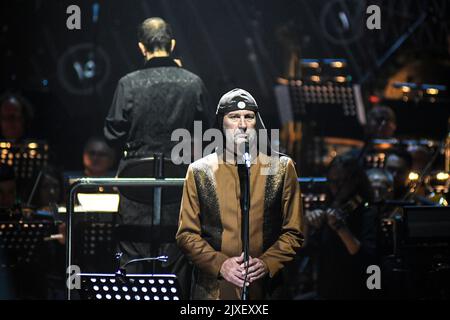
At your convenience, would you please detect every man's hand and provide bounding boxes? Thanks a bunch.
[220,253,248,288]
[325,208,347,232]
[305,209,326,229]
[240,256,268,283]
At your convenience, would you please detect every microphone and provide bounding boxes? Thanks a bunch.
[243,142,251,168]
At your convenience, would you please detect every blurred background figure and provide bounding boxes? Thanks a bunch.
[366,168,395,205]
[365,105,397,140]
[82,136,116,178]
[0,93,34,142]
[302,154,378,300]
[384,149,413,200]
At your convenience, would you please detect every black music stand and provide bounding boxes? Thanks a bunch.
[0,140,50,202]
[74,220,117,272]
[403,206,450,245]
[0,140,49,179]
[78,273,181,301]
[0,221,53,267]
[398,206,450,299]
[275,79,365,175]
[287,81,365,137]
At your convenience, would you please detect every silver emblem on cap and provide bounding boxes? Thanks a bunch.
[237,101,246,109]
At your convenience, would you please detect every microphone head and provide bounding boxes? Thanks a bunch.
[243,141,251,168]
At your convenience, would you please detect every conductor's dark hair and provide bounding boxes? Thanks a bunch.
[138,17,173,53]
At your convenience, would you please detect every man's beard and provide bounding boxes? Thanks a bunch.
[224,129,257,163]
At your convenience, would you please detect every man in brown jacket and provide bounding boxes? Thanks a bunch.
[176,89,303,299]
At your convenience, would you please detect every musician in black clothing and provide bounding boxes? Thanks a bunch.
[304,154,378,299]
[104,17,212,159]
[104,17,213,299]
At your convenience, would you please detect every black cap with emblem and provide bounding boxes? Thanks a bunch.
[215,88,268,133]
[216,88,259,115]
[214,88,279,158]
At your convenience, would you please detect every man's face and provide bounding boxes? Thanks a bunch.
[366,118,396,139]
[83,141,113,177]
[223,110,256,152]
[0,179,16,208]
[1,99,25,140]
[327,165,361,204]
[367,171,394,202]
[385,154,409,189]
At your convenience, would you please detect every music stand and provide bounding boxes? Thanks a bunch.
[0,140,49,180]
[77,273,181,301]
[0,221,53,267]
[74,221,117,272]
[275,78,365,175]
[286,81,365,137]
[403,206,450,245]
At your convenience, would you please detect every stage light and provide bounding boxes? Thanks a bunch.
[323,59,347,69]
[310,75,320,83]
[28,142,38,149]
[306,62,319,68]
[401,86,411,93]
[301,59,320,69]
[394,82,417,89]
[422,84,446,95]
[426,88,439,95]
[436,172,449,180]
[409,172,419,181]
[77,193,120,212]
[331,61,344,68]
[335,76,346,83]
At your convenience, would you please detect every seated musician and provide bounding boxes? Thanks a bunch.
[304,154,378,299]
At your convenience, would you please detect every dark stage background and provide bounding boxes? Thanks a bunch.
[1,0,449,170]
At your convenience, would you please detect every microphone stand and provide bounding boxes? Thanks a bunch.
[115,254,168,277]
[241,144,251,300]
